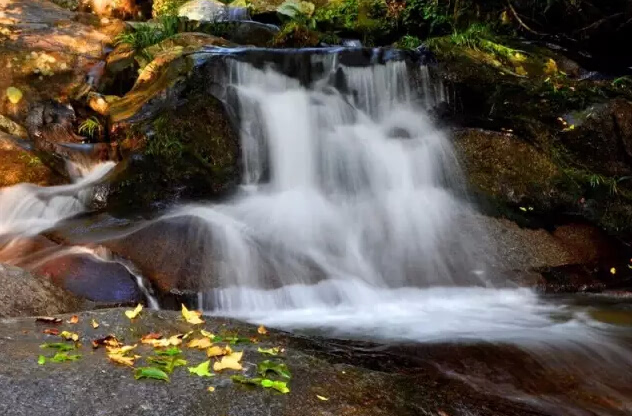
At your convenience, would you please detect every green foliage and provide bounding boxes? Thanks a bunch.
[155,347,183,356]
[152,0,188,17]
[188,360,214,377]
[78,116,102,139]
[257,360,292,379]
[50,352,81,363]
[147,116,185,158]
[115,16,181,55]
[134,366,170,381]
[232,375,291,393]
[314,0,395,45]
[40,343,75,352]
[146,355,187,374]
[401,0,452,36]
[277,0,317,29]
[396,35,422,50]
[273,22,320,47]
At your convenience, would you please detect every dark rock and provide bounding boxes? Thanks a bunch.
[0,263,82,318]
[1,307,622,415]
[560,99,632,176]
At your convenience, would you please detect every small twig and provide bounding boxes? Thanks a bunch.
[506,1,545,36]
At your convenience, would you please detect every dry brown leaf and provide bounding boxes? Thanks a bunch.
[106,344,137,355]
[43,328,60,336]
[36,317,62,324]
[108,353,136,367]
[92,335,121,349]
[257,325,268,335]
[68,315,79,324]
[142,334,183,348]
[60,331,79,342]
[207,344,232,358]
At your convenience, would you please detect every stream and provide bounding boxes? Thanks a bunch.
[1,49,632,415]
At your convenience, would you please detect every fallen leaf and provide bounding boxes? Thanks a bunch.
[207,345,232,357]
[146,356,187,373]
[141,334,183,348]
[257,347,280,356]
[261,379,290,394]
[51,352,81,362]
[188,360,214,377]
[316,395,329,401]
[36,317,62,324]
[155,347,182,356]
[207,386,215,392]
[68,315,79,324]
[181,304,204,325]
[37,355,46,365]
[134,367,169,382]
[200,329,215,339]
[59,331,79,342]
[182,331,194,340]
[611,267,617,275]
[106,344,137,355]
[213,351,243,372]
[125,304,143,320]
[43,328,60,336]
[40,342,75,352]
[257,360,291,379]
[187,337,212,349]
[141,333,162,342]
[108,353,136,367]
[91,319,99,329]
[258,325,268,335]
[92,335,121,349]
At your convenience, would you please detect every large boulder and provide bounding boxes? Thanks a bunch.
[0,132,65,187]
[0,263,82,318]
[178,0,250,21]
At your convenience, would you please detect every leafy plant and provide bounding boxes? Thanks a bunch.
[78,116,102,139]
[277,0,317,29]
[114,16,181,55]
[396,34,422,49]
[257,360,292,379]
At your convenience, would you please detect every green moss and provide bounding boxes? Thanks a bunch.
[153,0,190,17]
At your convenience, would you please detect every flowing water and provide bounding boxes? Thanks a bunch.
[0,51,631,414]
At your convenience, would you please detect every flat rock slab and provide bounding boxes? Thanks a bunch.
[0,308,551,416]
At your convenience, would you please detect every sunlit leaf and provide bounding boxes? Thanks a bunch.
[37,355,46,365]
[91,319,99,329]
[155,347,182,356]
[207,345,231,357]
[51,352,81,362]
[610,267,617,275]
[207,386,215,392]
[213,351,243,372]
[257,325,268,335]
[40,342,75,352]
[181,304,204,325]
[108,352,136,367]
[106,344,137,355]
[200,329,215,339]
[257,360,291,379]
[232,375,261,386]
[43,328,59,336]
[316,395,328,401]
[68,315,79,324]
[188,360,214,377]
[36,317,62,324]
[125,304,143,320]
[257,347,280,356]
[261,379,290,393]
[187,337,212,349]
[142,334,183,348]
[60,331,79,342]
[134,367,169,382]
[141,333,162,342]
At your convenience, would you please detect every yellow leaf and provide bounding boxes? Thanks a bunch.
[200,329,215,339]
[213,351,243,372]
[181,304,204,325]
[187,337,212,349]
[316,395,329,401]
[141,333,183,348]
[125,304,143,320]
[544,58,558,75]
[257,325,268,335]
[106,344,137,355]
[207,345,231,357]
[108,353,136,367]
[515,66,527,76]
[6,87,23,104]
[60,331,79,342]
[207,386,215,392]
[610,267,616,275]
[91,319,99,329]
[68,315,79,324]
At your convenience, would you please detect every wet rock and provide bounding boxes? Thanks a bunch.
[561,99,632,177]
[25,100,83,153]
[0,263,82,318]
[454,128,569,213]
[0,132,65,187]
[0,307,592,416]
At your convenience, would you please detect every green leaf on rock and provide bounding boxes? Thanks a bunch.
[134,367,170,382]
[40,342,75,351]
[155,347,182,356]
[232,375,262,386]
[37,355,46,365]
[188,360,214,377]
[147,356,187,373]
[51,352,81,362]
[257,347,280,356]
[232,376,290,394]
[257,360,292,379]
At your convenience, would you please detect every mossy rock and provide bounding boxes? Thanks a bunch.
[153,0,190,16]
